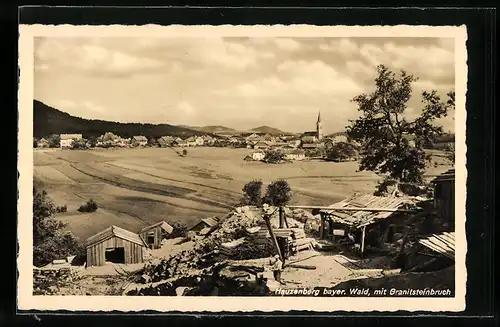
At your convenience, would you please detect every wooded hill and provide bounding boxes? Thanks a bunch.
[33,100,208,139]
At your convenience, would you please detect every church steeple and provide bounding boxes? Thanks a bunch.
[316,111,323,141]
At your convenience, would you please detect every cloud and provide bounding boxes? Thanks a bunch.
[34,36,456,134]
[35,38,167,77]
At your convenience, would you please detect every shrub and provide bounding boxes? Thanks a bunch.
[182,149,188,156]
[168,221,189,239]
[241,180,263,207]
[78,199,98,213]
[56,205,67,213]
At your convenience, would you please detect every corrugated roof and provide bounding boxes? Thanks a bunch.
[85,225,147,248]
[431,169,455,183]
[320,194,411,228]
[419,232,455,260]
[139,221,174,234]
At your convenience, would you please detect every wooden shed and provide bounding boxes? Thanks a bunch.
[139,221,174,249]
[431,169,455,226]
[85,225,147,267]
[189,217,219,233]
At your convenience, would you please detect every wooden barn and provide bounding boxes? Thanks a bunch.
[431,169,455,227]
[85,225,147,267]
[139,221,174,249]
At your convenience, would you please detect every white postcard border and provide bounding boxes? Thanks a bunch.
[18,24,468,312]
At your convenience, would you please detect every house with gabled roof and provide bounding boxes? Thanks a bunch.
[139,221,174,249]
[85,225,147,267]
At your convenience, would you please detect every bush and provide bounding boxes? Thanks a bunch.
[241,180,263,207]
[168,221,188,239]
[56,205,67,213]
[182,149,188,156]
[78,199,98,213]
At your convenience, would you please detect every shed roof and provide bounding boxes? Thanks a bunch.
[419,232,455,260]
[201,217,219,227]
[139,221,174,234]
[85,225,147,248]
[320,193,411,228]
[431,169,455,183]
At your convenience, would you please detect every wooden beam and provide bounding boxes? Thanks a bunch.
[263,215,284,263]
[286,205,419,213]
[320,214,325,240]
[361,226,366,255]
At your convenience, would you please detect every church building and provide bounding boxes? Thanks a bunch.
[300,111,324,147]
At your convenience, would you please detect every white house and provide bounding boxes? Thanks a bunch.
[60,134,83,148]
[195,136,205,146]
[132,135,148,146]
[252,150,265,161]
[331,135,349,144]
[185,136,197,147]
[285,149,306,161]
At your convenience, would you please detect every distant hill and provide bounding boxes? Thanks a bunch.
[179,125,238,134]
[248,125,290,135]
[33,100,207,139]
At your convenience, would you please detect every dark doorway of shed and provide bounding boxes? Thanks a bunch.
[105,247,125,263]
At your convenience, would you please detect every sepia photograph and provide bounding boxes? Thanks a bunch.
[18,24,467,312]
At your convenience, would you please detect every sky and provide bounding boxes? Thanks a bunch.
[34,36,456,134]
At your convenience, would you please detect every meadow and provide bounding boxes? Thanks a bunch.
[33,147,452,242]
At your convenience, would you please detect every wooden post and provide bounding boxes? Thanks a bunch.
[320,213,325,240]
[361,226,366,256]
[279,206,284,229]
[283,207,289,228]
[263,215,284,263]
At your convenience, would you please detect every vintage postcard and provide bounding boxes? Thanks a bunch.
[18,24,467,312]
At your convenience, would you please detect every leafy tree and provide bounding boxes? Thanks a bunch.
[346,65,455,186]
[46,134,60,148]
[241,180,263,207]
[263,148,286,163]
[263,180,292,206]
[148,137,159,147]
[324,142,359,162]
[33,138,38,148]
[71,138,89,150]
[33,184,81,267]
[87,136,98,148]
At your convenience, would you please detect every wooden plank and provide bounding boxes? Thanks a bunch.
[361,226,366,254]
[434,235,455,249]
[427,236,455,253]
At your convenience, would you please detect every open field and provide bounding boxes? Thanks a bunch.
[34,147,453,242]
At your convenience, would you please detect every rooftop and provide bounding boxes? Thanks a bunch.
[320,193,412,228]
[431,169,455,183]
[85,225,147,248]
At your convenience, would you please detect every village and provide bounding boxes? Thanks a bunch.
[33,112,368,163]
